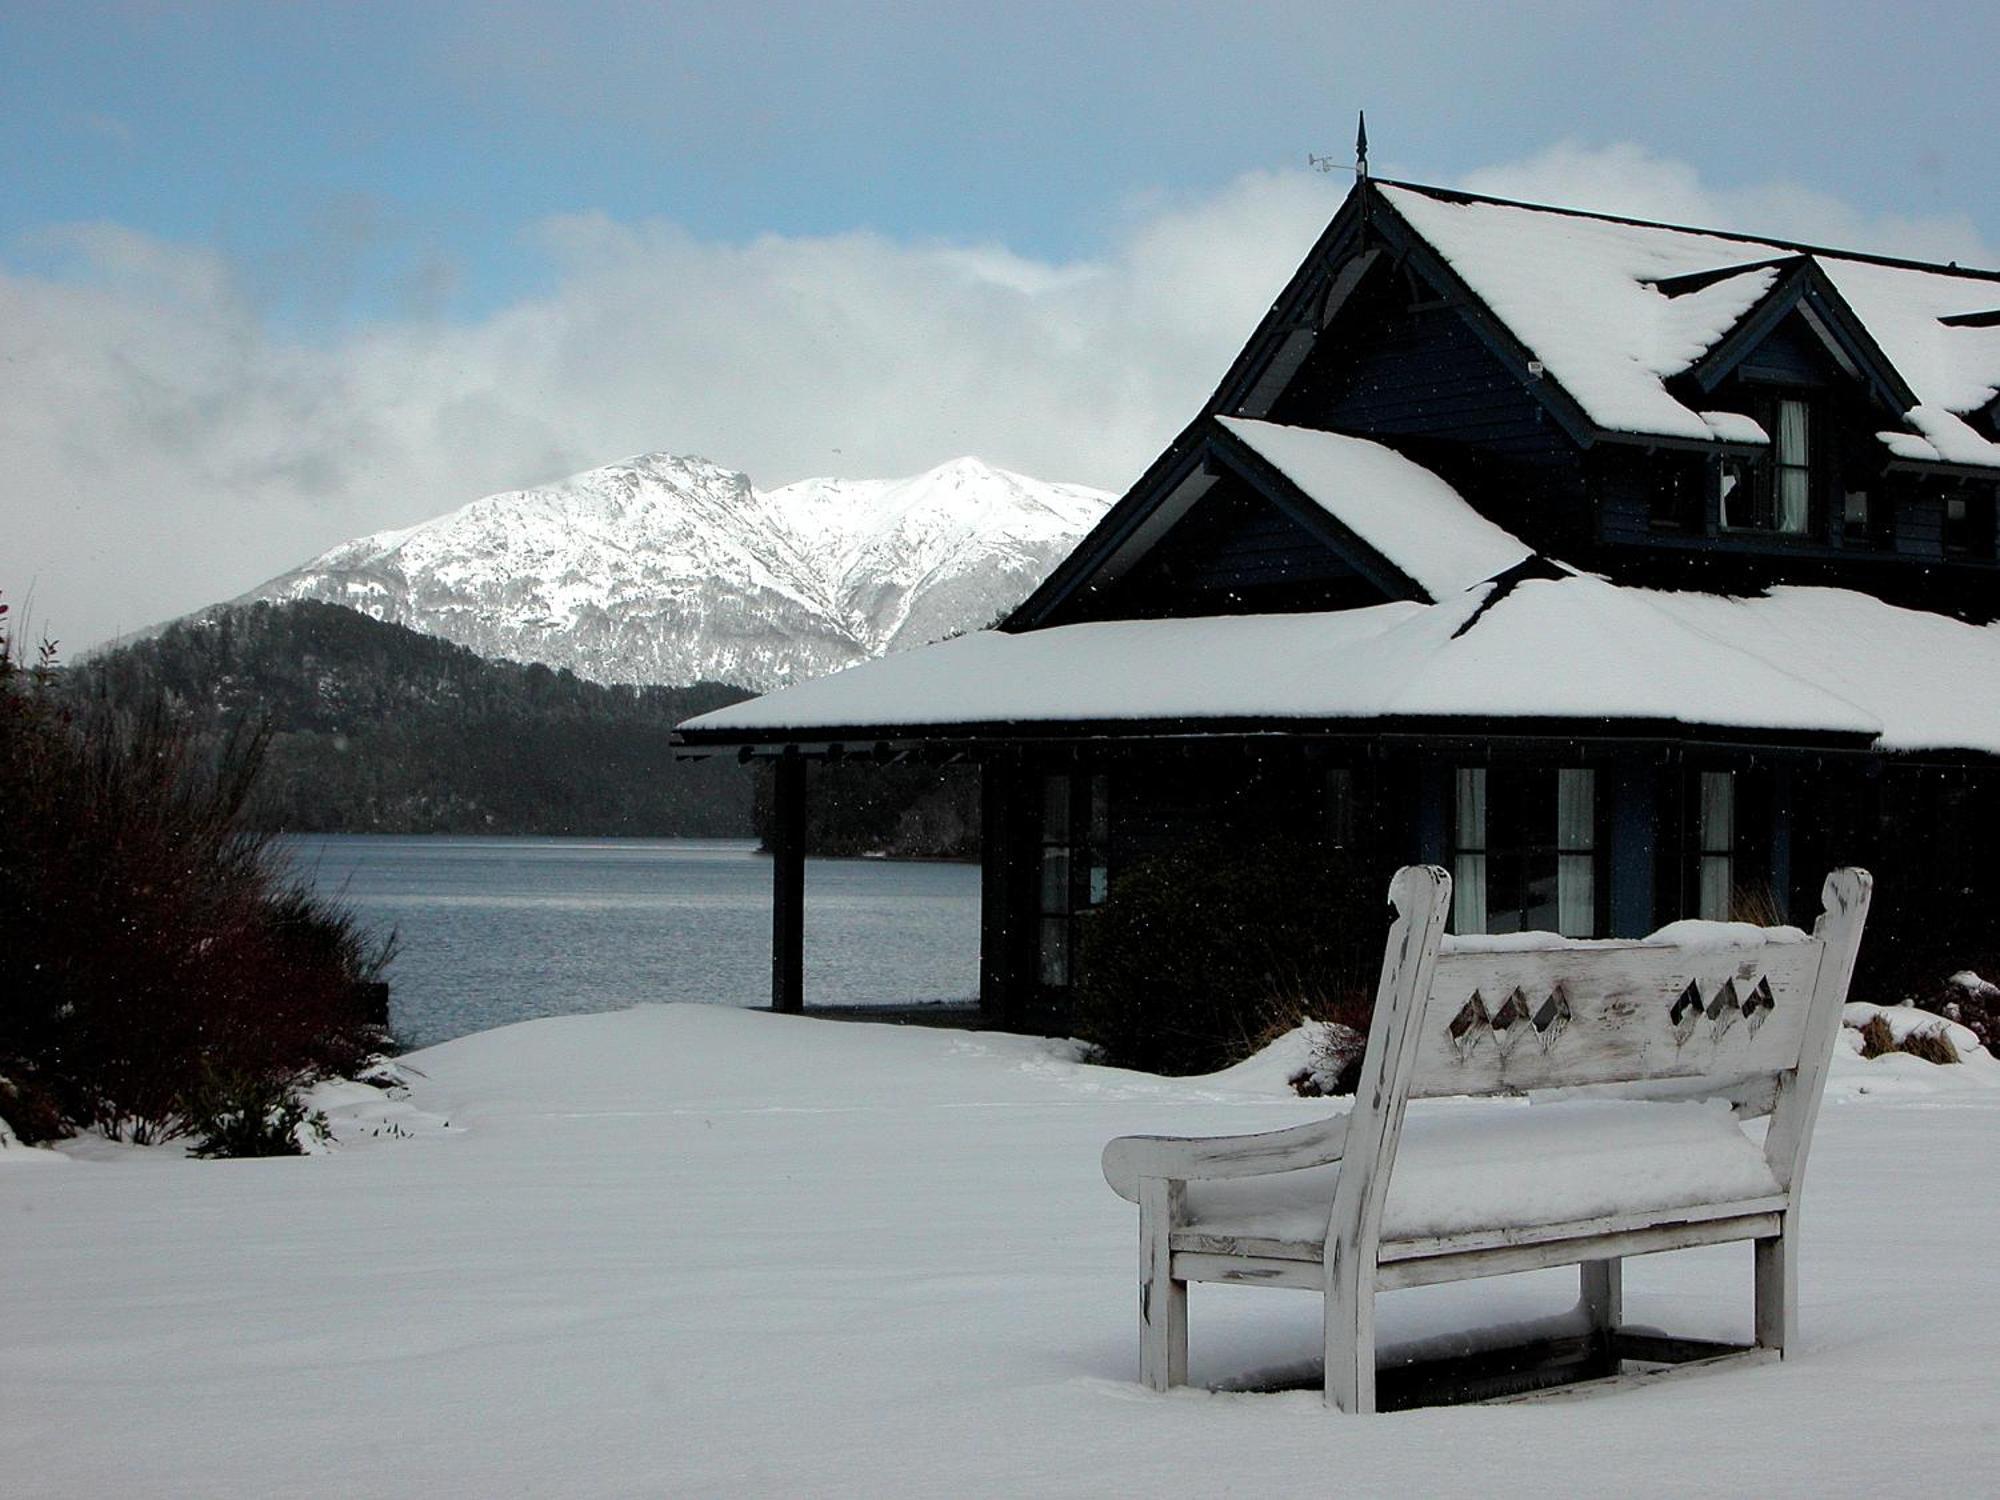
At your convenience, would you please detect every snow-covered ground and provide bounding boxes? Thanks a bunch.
[4,1005,1998,1497]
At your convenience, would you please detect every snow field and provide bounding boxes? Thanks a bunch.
[4,1004,1998,1497]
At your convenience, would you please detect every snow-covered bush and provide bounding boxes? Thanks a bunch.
[0,596,392,1149]
[1073,835,1377,1076]
[1289,1020,1369,1097]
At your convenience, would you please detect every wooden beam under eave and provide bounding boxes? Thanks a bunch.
[771,756,806,1013]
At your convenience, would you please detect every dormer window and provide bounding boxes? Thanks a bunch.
[1720,396,1813,536]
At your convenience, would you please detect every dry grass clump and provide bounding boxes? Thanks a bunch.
[1856,1011,1961,1065]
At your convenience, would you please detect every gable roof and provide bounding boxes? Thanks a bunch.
[680,427,2000,757]
[1368,182,2000,469]
[1215,419,1533,598]
[1204,179,2000,472]
[1012,415,1537,626]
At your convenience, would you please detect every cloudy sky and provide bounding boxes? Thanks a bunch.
[6,1,2000,649]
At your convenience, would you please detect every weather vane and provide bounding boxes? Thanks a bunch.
[1309,111,1369,179]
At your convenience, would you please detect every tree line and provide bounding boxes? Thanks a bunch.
[66,599,978,855]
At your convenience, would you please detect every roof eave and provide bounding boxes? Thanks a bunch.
[673,713,1882,760]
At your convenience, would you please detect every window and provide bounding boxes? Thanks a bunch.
[1772,399,1812,533]
[1451,767,1597,937]
[1720,397,1812,536]
[1649,462,1704,531]
[1843,487,1878,547]
[1697,771,1734,921]
[1943,488,1996,560]
[1036,772,1108,988]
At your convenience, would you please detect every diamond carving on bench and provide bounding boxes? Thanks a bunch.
[1742,977,1776,1036]
[1447,994,1490,1060]
[1490,989,1532,1056]
[1669,981,1705,1044]
[1532,984,1572,1051]
[1447,984,1574,1060]
[1708,979,1743,1041]
[1666,975,1777,1046]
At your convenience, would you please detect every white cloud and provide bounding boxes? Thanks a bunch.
[4,144,1992,651]
[1456,141,1998,266]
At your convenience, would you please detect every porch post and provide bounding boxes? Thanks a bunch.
[771,755,806,1013]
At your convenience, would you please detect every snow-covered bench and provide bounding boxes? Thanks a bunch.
[1102,864,1872,1412]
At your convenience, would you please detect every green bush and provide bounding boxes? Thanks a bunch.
[0,595,392,1149]
[1073,835,1381,1076]
[187,1070,332,1158]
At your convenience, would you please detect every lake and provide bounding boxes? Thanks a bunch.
[285,836,982,1048]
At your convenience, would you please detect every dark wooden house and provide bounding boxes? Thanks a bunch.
[677,177,2000,1028]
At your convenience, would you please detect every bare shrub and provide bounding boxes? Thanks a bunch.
[0,595,392,1148]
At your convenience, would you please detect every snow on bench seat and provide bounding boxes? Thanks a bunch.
[1178,1097,1782,1253]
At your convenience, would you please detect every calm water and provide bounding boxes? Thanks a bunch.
[285,836,981,1048]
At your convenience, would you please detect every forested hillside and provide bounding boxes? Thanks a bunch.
[68,602,755,835]
[68,600,981,853]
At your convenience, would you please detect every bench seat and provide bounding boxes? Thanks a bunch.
[1176,1097,1782,1257]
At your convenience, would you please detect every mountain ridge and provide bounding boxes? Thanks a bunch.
[239,451,1113,690]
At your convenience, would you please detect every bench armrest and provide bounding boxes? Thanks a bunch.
[1102,1115,1350,1202]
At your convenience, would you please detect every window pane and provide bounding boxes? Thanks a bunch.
[1039,847,1071,914]
[1699,854,1733,922]
[1452,853,1487,935]
[1558,854,1595,937]
[1699,771,1734,855]
[1777,400,1809,465]
[1557,769,1595,850]
[1455,768,1486,850]
[1778,467,1810,533]
[1040,775,1070,844]
[1038,917,1069,987]
[1719,459,1757,528]
[1522,858,1560,935]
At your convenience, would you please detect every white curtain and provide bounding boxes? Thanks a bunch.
[1556,769,1595,936]
[1777,401,1810,533]
[1453,768,1487,935]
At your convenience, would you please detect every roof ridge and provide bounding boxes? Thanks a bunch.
[1373,178,2000,285]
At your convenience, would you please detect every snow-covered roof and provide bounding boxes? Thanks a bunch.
[678,574,2000,756]
[1217,418,1533,598]
[1379,183,2000,469]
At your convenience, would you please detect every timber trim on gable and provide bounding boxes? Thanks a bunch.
[1207,181,1604,452]
[1005,420,1430,629]
[1683,259,1918,415]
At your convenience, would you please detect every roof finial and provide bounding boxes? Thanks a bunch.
[1356,110,1369,180]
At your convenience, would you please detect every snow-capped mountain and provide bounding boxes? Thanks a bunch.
[242,453,1113,690]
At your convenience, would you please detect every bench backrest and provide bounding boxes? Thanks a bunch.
[1325,865,1871,1271]
[1410,934,1826,1101]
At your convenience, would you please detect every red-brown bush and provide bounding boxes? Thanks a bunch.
[0,596,391,1148]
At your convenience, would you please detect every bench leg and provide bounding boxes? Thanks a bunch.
[1581,1258,1622,1338]
[1324,1249,1376,1414]
[1139,1178,1188,1391]
[1754,1226,1794,1356]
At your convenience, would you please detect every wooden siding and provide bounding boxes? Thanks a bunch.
[1066,473,1392,621]
[1734,312,1837,387]
[1271,299,1572,466]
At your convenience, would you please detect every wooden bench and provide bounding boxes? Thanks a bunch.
[1102,864,1872,1412]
